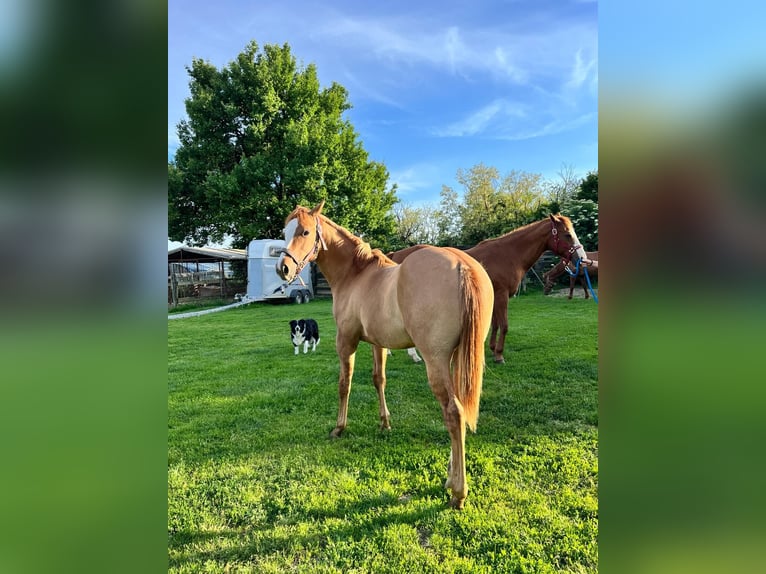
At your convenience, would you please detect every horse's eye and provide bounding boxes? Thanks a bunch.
[302,230,310,236]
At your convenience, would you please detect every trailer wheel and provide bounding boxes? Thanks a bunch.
[292,291,304,304]
[303,289,312,302]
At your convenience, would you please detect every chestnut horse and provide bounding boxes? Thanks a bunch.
[543,251,598,299]
[276,201,493,509]
[390,215,587,364]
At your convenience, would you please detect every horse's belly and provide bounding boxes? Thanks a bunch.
[359,330,413,349]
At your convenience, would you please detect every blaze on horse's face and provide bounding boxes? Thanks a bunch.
[276,201,325,283]
[550,214,587,263]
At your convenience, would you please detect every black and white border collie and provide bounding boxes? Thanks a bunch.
[290,319,320,355]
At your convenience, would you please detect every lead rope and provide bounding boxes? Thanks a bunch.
[564,260,598,303]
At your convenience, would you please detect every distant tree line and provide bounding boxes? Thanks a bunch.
[390,166,598,251]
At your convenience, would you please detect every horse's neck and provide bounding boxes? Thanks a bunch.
[478,220,551,271]
[315,220,358,287]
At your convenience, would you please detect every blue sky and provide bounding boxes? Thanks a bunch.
[168,0,597,245]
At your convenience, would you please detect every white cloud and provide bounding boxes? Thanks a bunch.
[566,48,598,93]
[434,99,527,137]
[444,26,465,75]
[498,112,596,141]
[315,14,595,89]
[435,96,595,141]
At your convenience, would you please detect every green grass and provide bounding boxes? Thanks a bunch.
[168,294,598,573]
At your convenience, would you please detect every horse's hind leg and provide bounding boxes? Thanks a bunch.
[425,359,468,509]
[372,345,391,430]
[331,336,357,438]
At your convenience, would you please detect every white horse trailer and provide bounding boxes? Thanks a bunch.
[246,239,314,303]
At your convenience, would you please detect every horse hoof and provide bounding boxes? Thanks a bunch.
[448,497,465,510]
[329,427,344,439]
[494,357,505,364]
[380,421,391,431]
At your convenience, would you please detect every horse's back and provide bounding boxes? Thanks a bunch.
[388,244,428,264]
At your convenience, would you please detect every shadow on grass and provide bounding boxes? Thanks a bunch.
[169,491,447,569]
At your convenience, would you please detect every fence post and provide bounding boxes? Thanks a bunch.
[170,264,179,307]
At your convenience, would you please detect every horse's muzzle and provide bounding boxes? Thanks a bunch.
[276,254,292,281]
[571,244,587,263]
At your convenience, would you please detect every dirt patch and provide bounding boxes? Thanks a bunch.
[547,287,598,299]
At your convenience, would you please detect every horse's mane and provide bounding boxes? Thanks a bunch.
[322,216,396,271]
[473,215,571,247]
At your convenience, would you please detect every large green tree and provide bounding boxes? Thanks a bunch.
[169,42,396,247]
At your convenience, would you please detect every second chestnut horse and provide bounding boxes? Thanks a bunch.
[390,215,587,364]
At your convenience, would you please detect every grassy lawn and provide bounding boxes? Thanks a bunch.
[168,292,598,573]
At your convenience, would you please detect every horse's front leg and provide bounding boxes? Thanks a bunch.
[331,335,357,438]
[491,293,509,364]
[372,345,391,430]
[568,276,575,299]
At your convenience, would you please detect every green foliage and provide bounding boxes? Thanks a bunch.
[390,203,441,250]
[169,42,397,247]
[575,172,598,203]
[561,171,598,250]
[168,296,598,572]
[436,185,463,246]
[561,199,598,251]
[436,164,553,246]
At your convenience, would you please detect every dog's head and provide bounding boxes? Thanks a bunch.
[290,319,306,344]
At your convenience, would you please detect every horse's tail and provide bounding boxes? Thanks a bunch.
[453,262,492,432]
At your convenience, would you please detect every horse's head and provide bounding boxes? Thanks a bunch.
[276,200,326,283]
[548,214,587,264]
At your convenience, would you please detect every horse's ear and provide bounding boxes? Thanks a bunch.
[549,214,557,223]
[309,200,325,216]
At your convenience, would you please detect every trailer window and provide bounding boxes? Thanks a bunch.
[269,246,283,257]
